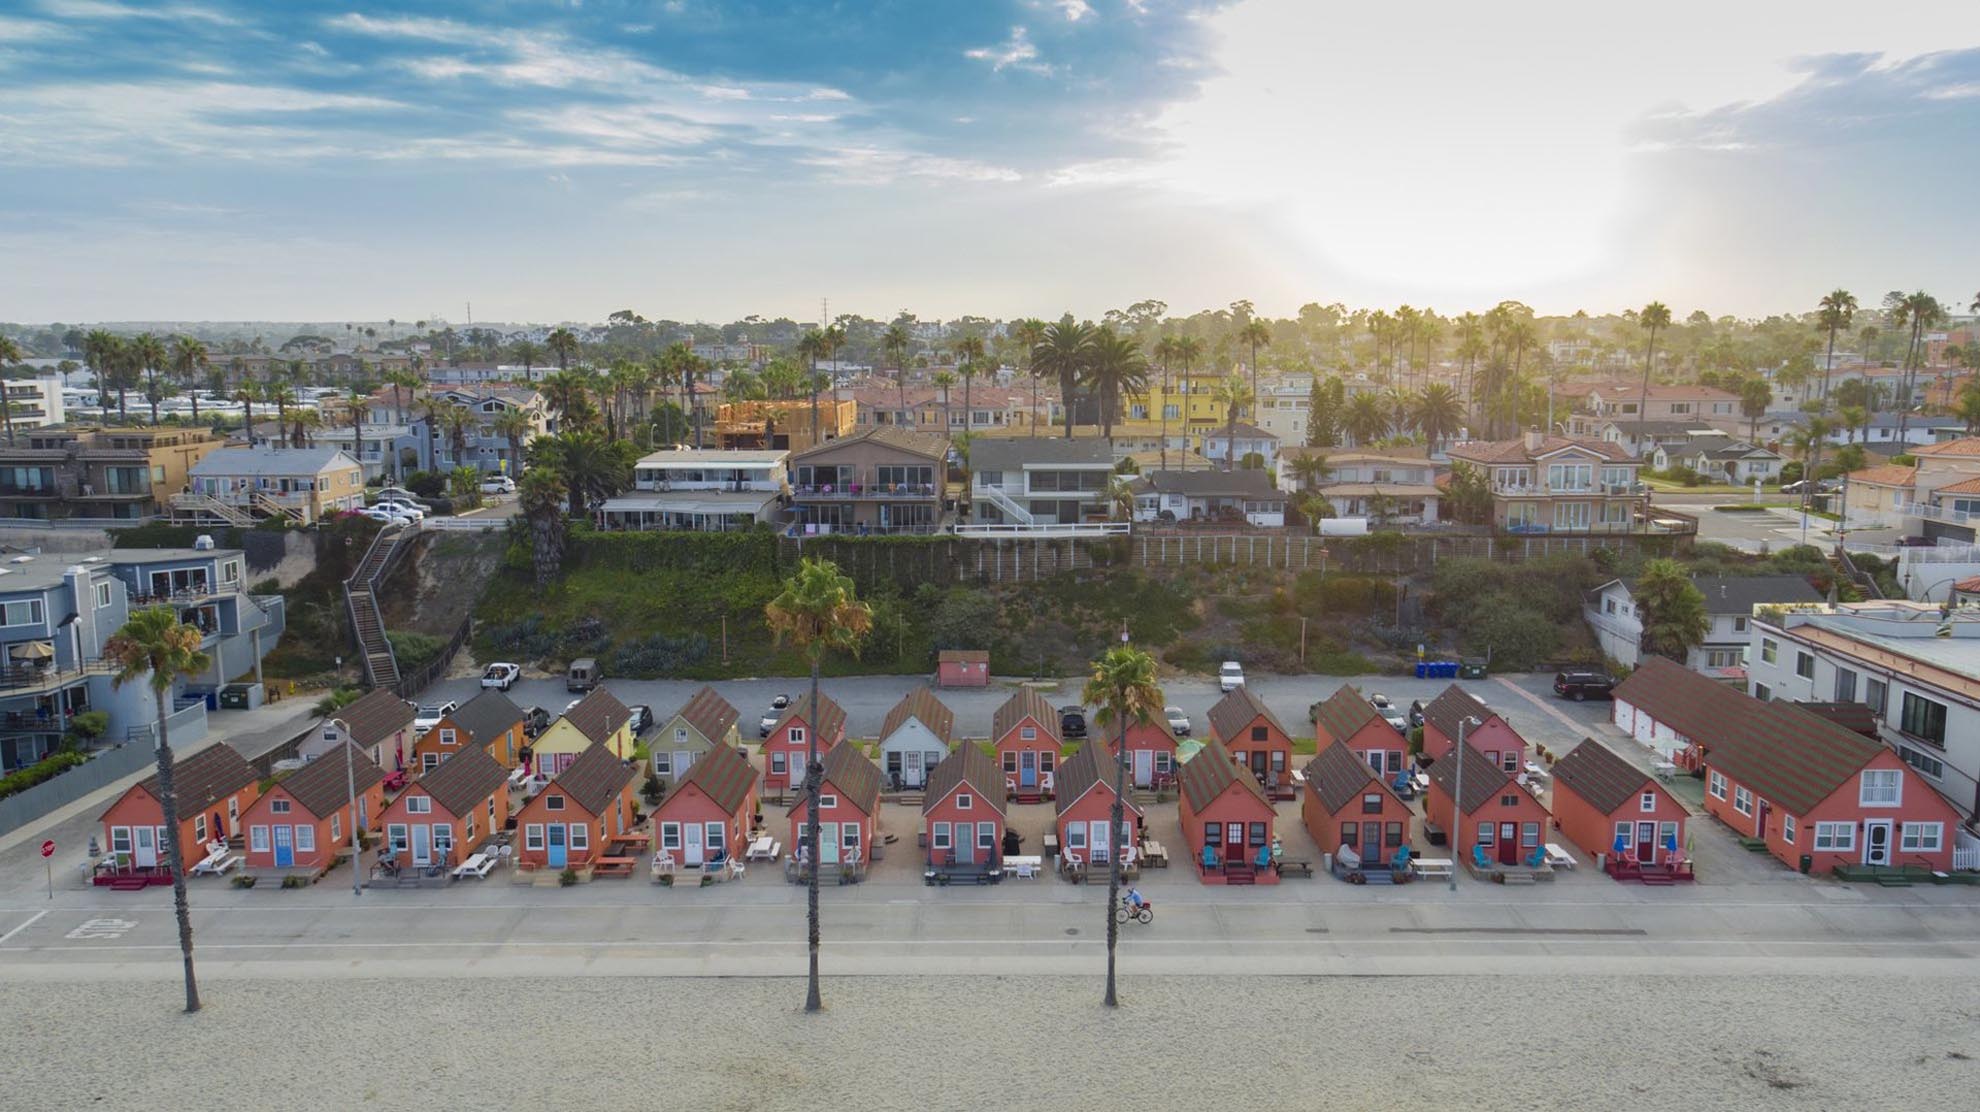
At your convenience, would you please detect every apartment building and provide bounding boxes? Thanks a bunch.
[1282,449,1442,525]
[1566,383,1739,436]
[0,426,225,522]
[177,447,366,525]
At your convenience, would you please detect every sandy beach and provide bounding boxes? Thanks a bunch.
[1,972,1974,1111]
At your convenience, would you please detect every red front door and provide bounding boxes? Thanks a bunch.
[1498,822,1519,865]
[1225,822,1244,864]
[1635,821,1657,863]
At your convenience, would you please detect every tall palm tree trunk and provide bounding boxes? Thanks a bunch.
[1103,712,1130,1007]
[804,657,823,1012]
[1158,356,1169,473]
[152,687,201,1013]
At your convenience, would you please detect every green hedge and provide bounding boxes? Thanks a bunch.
[0,749,89,801]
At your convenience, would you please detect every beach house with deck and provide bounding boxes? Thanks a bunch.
[650,685,740,788]
[921,744,1008,874]
[376,746,511,872]
[97,742,261,886]
[762,691,848,795]
[514,744,639,873]
[877,687,955,790]
[787,741,882,872]
[1299,740,1413,871]
[1209,686,1297,798]
[1310,685,1408,781]
[1549,739,1690,882]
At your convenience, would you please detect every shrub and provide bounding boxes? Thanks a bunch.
[559,867,579,887]
[66,710,110,745]
[0,749,89,801]
[314,686,363,715]
[1711,504,1770,513]
[640,769,665,805]
[386,630,447,672]
[281,875,309,889]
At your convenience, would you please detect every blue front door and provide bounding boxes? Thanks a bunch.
[273,826,294,867]
[547,824,567,868]
[1020,751,1037,788]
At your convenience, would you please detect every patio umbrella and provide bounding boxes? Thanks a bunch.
[9,641,53,660]
[1613,831,1630,855]
[1175,739,1206,764]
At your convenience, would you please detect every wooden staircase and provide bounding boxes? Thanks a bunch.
[343,524,407,690]
[252,489,307,524]
[168,492,255,527]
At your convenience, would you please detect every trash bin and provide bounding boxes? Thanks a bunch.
[1799,853,1813,875]
[202,690,219,710]
[1414,663,1427,678]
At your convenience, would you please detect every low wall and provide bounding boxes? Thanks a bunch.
[0,741,157,837]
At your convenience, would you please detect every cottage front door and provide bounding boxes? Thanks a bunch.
[1361,821,1384,865]
[547,824,567,868]
[683,822,704,867]
[1019,751,1037,789]
[1864,820,1893,867]
[273,825,294,868]
[1498,822,1519,865]
[1133,749,1153,787]
[1225,822,1244,865]
[1635,821,1657,863]
[134,826,158,868]
[673,751,694,779]
[903,750,923,788]
[820,822,840,865]
[1089,820,1111,864]
[411,824,432,867]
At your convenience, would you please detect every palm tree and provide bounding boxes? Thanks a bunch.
[1891,291,1945,445]
[169,336,209,422]
[517,468,568,586]
[1107,475,1137,524]
[1012,318,1049,434]
[545,328,580,374]
[1152,336,1180,472]
[1032,315,1097,438]
[1815,289,1857,409]
[1345,392,1388,446]
[1287,452,1332,492]
[1082,644,1162,1008]
[494,409,532,473]
[438,404,471,472]
[233,381,261,448]
[1634,302,1672,443]
[512,339,544,382]
[764,558,873,1014]
[1210,373,1253,471]
[953,335,985,437]
[1084,329,1150,440]
[289,404,321,450]
[347,393,371,478]
[1236,318,1271,416]
[1839,405,1869,442]
[132,333,168,424]
[1172,335,1204,434]
[1412,383,1463,451]
[932,370,957,440]
[882,323,912,417]
[539,370,598,431]
[530,429,634,517]
[265,383,292,448]
[796,330,827,445]
[83,329,122,417]
[104,606,212,1014]
[0,334,20,445]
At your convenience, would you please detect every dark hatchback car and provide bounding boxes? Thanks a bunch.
[1553,670,1617,701]
[1060,705,1087,739]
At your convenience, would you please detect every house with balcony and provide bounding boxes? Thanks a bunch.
[1199,422,1282,473]
[175,447,365,526]
[968,438,1115,527]
[1282,449,1442,525]
[785,426,951,535]
[1446,431,1654,534]
[427,386,552,474]
[1568,383,1739,436]
[103,546,286,700]
[2,371,66,432]
[1131,469,1287,528]
[595,448,789,532]
[1838,463,1917,530]
[1586,574,1819,676]
[0,426,225,522]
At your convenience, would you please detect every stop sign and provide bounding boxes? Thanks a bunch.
[40,840,55,858]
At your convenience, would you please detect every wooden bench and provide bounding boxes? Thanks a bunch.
[1275,859,1314,878]
[591,856,636,878]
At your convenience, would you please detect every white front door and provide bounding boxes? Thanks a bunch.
[683,823,704,867]
[903,750,923,788]
[1089,820,1111,863]
[1133,749,1153,787]
[820,822,840,865]
[134,826,158,868]
[1864,820,1893,867]
[673,751,694,778]
[411,824,432,867]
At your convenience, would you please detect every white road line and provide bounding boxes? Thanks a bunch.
[6,936,1977,954]
[0,910,47,946]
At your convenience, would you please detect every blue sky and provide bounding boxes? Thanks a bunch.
[1,0,1976,324]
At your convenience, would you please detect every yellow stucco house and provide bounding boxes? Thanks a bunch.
[530,687,636,776]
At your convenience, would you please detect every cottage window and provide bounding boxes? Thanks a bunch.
[1500,752,1518,774]
[1732,787,1753,816]
[271,799,291,814]
[1362,793,1383,815]
[1339,823,1358,847]
[248,826,268,852]
[843,823,862,853]
[422,753,440,773]
[819,794,837,810]
[1155,752,1172,773]
[407,795,431,815]
[1203,822,1222,845]
[1003,752,1017,774]
[433,825,453,859]
[439,729,457,746]
[1794,652,1815,680]
[525,825,544,850]
[111,827,133,855]
[1614,820,1633,848]
[956,793,972,811]
[1521,823,1540,848]
[707,823,725,853]
[295,825,316,853]
[1067,824,1086,848]
[977,824,993,850]
[674,726,689,743]
[1250,725,1268,742]
[933,823,951,850]
[329,813,341,842]
[653,752,672,775]
[1639,791,1657,814]
[465,812,476,842]
[570,824,588,852]
[1900,823,1943,852]
[1898,693,1947,745]
[660,823,681,850]
[1476,822,1494,846]
[1813,822,1854,852]
[1385,822,1404,847]
[789,726,806,746]
[1021,726,1036,741]
[1782,815,1796,845]
[770,752,787,775]
[1859,769,1902,806]
[1759,638,1778,664]
[1248,823,1267,846]
[194,814,207,843]
[1500,794,1518,808]
[387,825,409,853]
[1042,752,1055,774]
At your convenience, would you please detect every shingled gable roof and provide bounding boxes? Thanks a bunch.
[772,691,846,743]
[279,742,385,817]
[447,690,525,745]
[1420,685,1501,745]
[545,743,635,816]
[1549,739,1657,815]
[563,687,633,744]
[1177,737,1269,813]
[1703,701,1886,817]
[1426,743,1521,815]
[1207,685,1289,744]
[1447,435,1632,465]
[881,688,956,745]
[1054,742,1143,816]
[1610,656,1757,745]
[992,687,1061,744]
[671,741,755,815]
[920,744,1007,817]
[129,742,257,817]
[1310,684,1385,744]
[787,741,883,816]
[672,685,739,743]
[1301,740,1392,814]
[1793,700,1881,738]
[408,746,509,817]
[336,688,415,746]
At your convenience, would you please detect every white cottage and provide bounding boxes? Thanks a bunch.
[876,688,956,790]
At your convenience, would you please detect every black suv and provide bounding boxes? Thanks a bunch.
[1059,705,1087,739]
[1553,670,1616,701]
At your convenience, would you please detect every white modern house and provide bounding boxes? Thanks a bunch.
[595,448,789,532]
[1199,422,1282,473]
[968,438,1115,527]
[1746,602,1980,823]
[1284,450,1442,525]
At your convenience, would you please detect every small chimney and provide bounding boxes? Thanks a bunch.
[1523,427,1544,452]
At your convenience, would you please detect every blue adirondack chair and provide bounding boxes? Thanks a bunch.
[1253,843,1273,871]
[1526,846,1547,868]
[1201,843,1219,872]
[1471,844,1491,870]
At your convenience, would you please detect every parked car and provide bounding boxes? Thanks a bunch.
[1406,699,1426,729]
[413,700,458,735]
[480,662,520,691]
[1165,705,1191,736]
[373,486,429,506]
[1553,670,1617,701]
[759,694,790,737]
[629,704,653,735]
[1370,693,1408,732]
[356,507,410,525]
[521,705,551,738]
[371,498,426,522]
[1219,661,1245,692]
[480,475,516,495]
[1060,705,1088,739]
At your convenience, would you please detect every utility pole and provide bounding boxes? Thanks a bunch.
[1450,715,1480,892]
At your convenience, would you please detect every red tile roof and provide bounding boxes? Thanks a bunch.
[1911,438,1980,457]
[1845,464,1917,487]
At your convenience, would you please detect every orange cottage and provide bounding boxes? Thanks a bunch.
[241,742,386,876]
[97,743,262,887]
[514,744,639,872]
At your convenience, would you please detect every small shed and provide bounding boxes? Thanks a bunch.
[936,649,990,688]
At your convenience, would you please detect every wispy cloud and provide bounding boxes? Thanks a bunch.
[801,146,1021,185]
[966,26,1050,74]
[40,0,239,25]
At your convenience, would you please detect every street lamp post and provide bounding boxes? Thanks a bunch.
[1450,715,1482,893]
[331,717,362,898]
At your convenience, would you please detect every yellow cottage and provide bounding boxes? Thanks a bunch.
[530,687,636,776]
